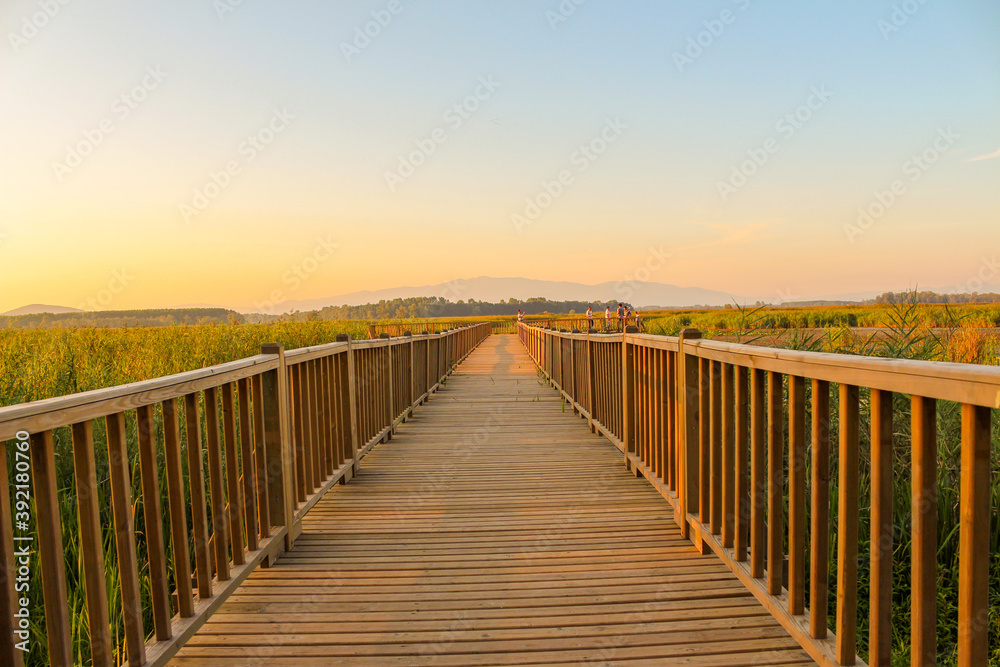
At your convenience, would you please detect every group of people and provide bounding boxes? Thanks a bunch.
[588,303,642,332]
[515,303,643,332]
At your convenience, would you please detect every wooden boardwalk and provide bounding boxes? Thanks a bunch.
[172,336,815,666]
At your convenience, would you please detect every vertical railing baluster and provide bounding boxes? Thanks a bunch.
[767,372,784,596]
[870,388,893,665]
[911,394,937,667]
[105,413,146,666]
[70,422,114,666]
[734,366,749,562]
[161,400,194,617]
[137,404,172,639]
[750,369,766,579]
[237,379,259,553]
[788,375,807,616]
[810,379,830,638]
[958,403,990,667]
[837,384,860,664]
[184,393,213,598]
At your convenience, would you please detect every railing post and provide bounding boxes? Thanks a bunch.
[379,333,394,440]
[336,334,361,477]
[677,328,701,540]
[403,331,414,419]
[260,342,297,555]
[587,330,597,433]
[622,325,638,471]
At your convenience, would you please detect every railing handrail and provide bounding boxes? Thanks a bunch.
[0,354,280,441]
[526,324,1000,407]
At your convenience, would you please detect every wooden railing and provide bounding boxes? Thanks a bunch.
[0,323,490,667]
[518,322,995,667]
[367,318,556,337]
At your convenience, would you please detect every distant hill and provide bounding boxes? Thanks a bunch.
[2,304,84,316]
[239,276,748,314]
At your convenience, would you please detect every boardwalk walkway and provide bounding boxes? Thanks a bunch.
[172,336,815,666]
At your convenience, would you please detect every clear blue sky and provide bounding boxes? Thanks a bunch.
[1,0,998,309]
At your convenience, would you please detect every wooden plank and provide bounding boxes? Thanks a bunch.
[105,412,146,665]
[787,375,806,616]
[809,380,830,640]
[957,403,990,667]
[910,395,936,667]
[162,399,194,618]
[137,404,172,640]
[837,384,860,665]
[71,421,114,666]
[184,393,213,599]
[869,389,893,666]
[30,430,73,666]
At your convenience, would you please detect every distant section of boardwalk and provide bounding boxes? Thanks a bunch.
[172,336,815,666]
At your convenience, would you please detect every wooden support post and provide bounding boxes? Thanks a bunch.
[261,343,296,555]
[911,395,937,667]
[587,331,597,433]
[958,403,990,667]
[336,334,361,476]
[677,328,701,540]
[622,328,636,469]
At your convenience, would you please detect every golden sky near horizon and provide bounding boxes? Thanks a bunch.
[1,1,998,312]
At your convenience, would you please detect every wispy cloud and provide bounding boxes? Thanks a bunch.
[967,147,1000,162]
[683,220,777,249]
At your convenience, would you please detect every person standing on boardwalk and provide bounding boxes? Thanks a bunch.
[616,303,625,331]
[604,305,612,331]
[586,306,594,330]
[517,310,524,323]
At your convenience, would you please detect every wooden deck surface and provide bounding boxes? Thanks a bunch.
[172,336,816,666]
